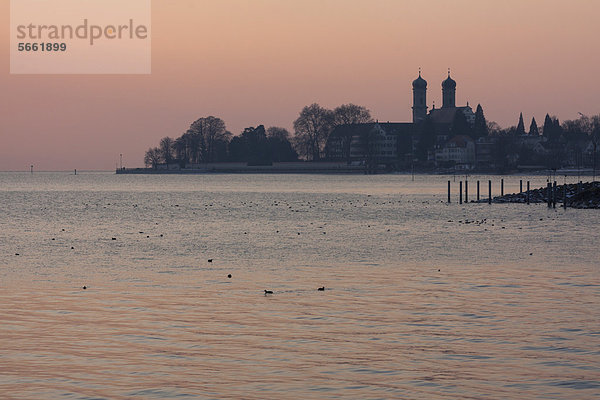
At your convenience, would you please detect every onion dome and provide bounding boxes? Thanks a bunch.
[442,70,456,89]
[412,71,427,89]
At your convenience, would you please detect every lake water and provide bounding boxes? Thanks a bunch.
[1,172,599,399]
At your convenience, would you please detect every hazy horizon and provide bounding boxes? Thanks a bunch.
[2,0,599,171]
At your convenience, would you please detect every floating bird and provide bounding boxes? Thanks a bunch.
[264,290,273,295]
[227,274,232,278]
[208,259,213,263]
[317,286,325,291]
[82,286,87,290]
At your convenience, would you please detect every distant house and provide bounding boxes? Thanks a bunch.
[564,139,597,167]
[516,132,545,149]
[326,122,414,168]
[435,135,476,168]
[475,136,496,168]
[532,141,549,156]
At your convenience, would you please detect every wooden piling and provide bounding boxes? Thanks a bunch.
[563,184,567,209]
[520,179,523,193]
[488,180,492,204]
[448,180,451,203]
[547,182,552,207]
[477,180,480,201]
[527,181,530,204]
[465,180,468,203]
[459,181,463,204]
[501,178,504,196]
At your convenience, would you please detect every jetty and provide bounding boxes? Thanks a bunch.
[486,181,600,208]
[115,162,382,174]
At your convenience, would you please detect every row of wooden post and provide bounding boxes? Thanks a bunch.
[449,178,582,208]
[545,181,572,210]
[448,178,530,205]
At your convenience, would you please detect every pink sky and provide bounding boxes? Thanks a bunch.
[1,0,599,170]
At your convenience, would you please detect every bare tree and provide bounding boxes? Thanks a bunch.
[293,104,334,161]
[332,104,373,126]
[173,136,188,164]
[188,116,231,163]
[487,121,502,136]
[144,147,162,168]
[159,137,175,164]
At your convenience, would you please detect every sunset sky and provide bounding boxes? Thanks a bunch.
[1,0,599,171]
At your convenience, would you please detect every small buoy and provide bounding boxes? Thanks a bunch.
[111,238,116,240]
[264,290,273,295]
[71,246,74,250]
[317,286,325,291]
[52,238,55,241]
[15,253,20,256]
[438,269,441,272]
[160,234,163,237]
[208,259,213,263]
[147,235,150,238]
[82,286,87,290]
[529,253,533,256]
[227,274,232,278]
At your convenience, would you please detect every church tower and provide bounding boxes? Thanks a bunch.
[412,69,427,123]
[442,69,456,108]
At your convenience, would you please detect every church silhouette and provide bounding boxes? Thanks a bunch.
[326,70,478,169]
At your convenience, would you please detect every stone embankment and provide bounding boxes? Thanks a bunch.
[488,181,600,209]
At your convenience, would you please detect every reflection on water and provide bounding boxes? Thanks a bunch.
[0,172,599,399]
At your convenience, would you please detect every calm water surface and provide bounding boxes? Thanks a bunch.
[1,172,599,399]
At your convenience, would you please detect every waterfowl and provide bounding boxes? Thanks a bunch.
[264,290,273,295]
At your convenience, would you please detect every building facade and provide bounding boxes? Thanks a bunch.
[326,70,478,169]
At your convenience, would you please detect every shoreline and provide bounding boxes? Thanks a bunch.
[481,181,600,208]
[115,162,598,176]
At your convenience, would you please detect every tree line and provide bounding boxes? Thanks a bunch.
[144,101,599,171]
[487,112,600,170]
[144,104,373,168]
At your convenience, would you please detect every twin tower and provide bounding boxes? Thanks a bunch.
[412,70,456,123]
